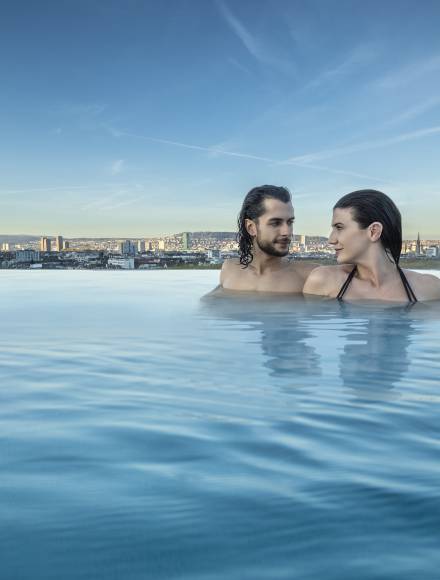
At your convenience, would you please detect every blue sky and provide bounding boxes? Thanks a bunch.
[1,0,440,238]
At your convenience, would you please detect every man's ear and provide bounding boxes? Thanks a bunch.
[368,221,383,242]
[245,218,257,237]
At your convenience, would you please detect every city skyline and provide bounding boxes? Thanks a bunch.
[2,1,440,238]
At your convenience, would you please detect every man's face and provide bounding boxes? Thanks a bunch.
[249,198,295,257]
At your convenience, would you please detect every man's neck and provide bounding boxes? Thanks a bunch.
[249,248,285,274]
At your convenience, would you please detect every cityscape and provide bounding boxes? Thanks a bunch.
[0,232,439,270]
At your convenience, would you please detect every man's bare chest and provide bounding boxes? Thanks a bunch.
[224,268,304,293]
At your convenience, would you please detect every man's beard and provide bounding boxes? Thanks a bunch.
[255,235,290,257]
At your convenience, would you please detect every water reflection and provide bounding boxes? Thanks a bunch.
[201,290,440,395]
[337,307,413,399]
[200,292,322,380]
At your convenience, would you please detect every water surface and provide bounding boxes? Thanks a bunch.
[1,270,440,579]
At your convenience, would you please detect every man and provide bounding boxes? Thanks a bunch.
[220,185,317,293]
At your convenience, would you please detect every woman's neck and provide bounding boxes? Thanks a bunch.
[355,249,398,288]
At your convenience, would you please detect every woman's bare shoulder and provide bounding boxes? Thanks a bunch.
[402,269,440,301]
[303,265,351,296]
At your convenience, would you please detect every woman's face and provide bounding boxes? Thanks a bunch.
[329,207,371,264]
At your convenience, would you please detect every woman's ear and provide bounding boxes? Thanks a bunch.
[245,218,257,237]
[369,221,383,242]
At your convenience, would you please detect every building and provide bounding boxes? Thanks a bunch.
[1,242,10,251]
[55,235,64,252]
[137,240,146,254]
[207,249,222,264]
[107,256,135,269]
[182,232,191,251]
[416,232,421,255]
[40,237,51,252]
[119,240,136,256]
[15,250,40,263]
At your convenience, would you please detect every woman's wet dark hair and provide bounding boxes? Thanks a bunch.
[334,189,402,265]
[237,185,291,267]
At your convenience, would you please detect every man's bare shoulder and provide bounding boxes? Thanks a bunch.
[403,269,440,301]
[220,258,244,287]
[303,265,350,296]
[221,258,241,270]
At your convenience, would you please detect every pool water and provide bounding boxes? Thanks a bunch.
[1,270,440,579]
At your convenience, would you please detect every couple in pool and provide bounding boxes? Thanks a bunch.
[219,185,440,302]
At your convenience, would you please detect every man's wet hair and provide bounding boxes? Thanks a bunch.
[237,185,292,267]
[334,189,402,265]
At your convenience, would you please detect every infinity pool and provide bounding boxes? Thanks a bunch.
[1,270,440,579]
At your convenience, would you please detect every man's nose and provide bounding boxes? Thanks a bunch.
[281,222,292,236]
[328,230,337,245]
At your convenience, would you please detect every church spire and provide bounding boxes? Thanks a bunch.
[416,232,421,255]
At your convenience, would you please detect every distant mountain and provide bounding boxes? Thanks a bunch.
[0,235,41,243]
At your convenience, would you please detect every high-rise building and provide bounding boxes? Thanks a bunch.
[40,237,51,252]
[119,240,136,256]
[182,232,191,251]
[55,235,64,252]
[1,242,10,251]
[64,241,70,250]
[137,240,146,253]
[416,233,421,255]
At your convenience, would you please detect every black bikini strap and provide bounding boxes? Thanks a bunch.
[336,266,357,301]
[397,266,417,303]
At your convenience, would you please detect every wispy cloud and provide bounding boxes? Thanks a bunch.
[285,125,440,164]
[305,43,379,91]
[374,53,440,90]
[217,0,260,60]
[228,57,253,76]
[109,128,276,163]
[386,96,440,126]
[110,159,125,175]
[106,126,386,182]
[216,0,294,75]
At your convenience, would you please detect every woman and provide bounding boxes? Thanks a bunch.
[303,189,440,302]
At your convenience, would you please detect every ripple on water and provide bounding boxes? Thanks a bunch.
[1,271,440,579]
